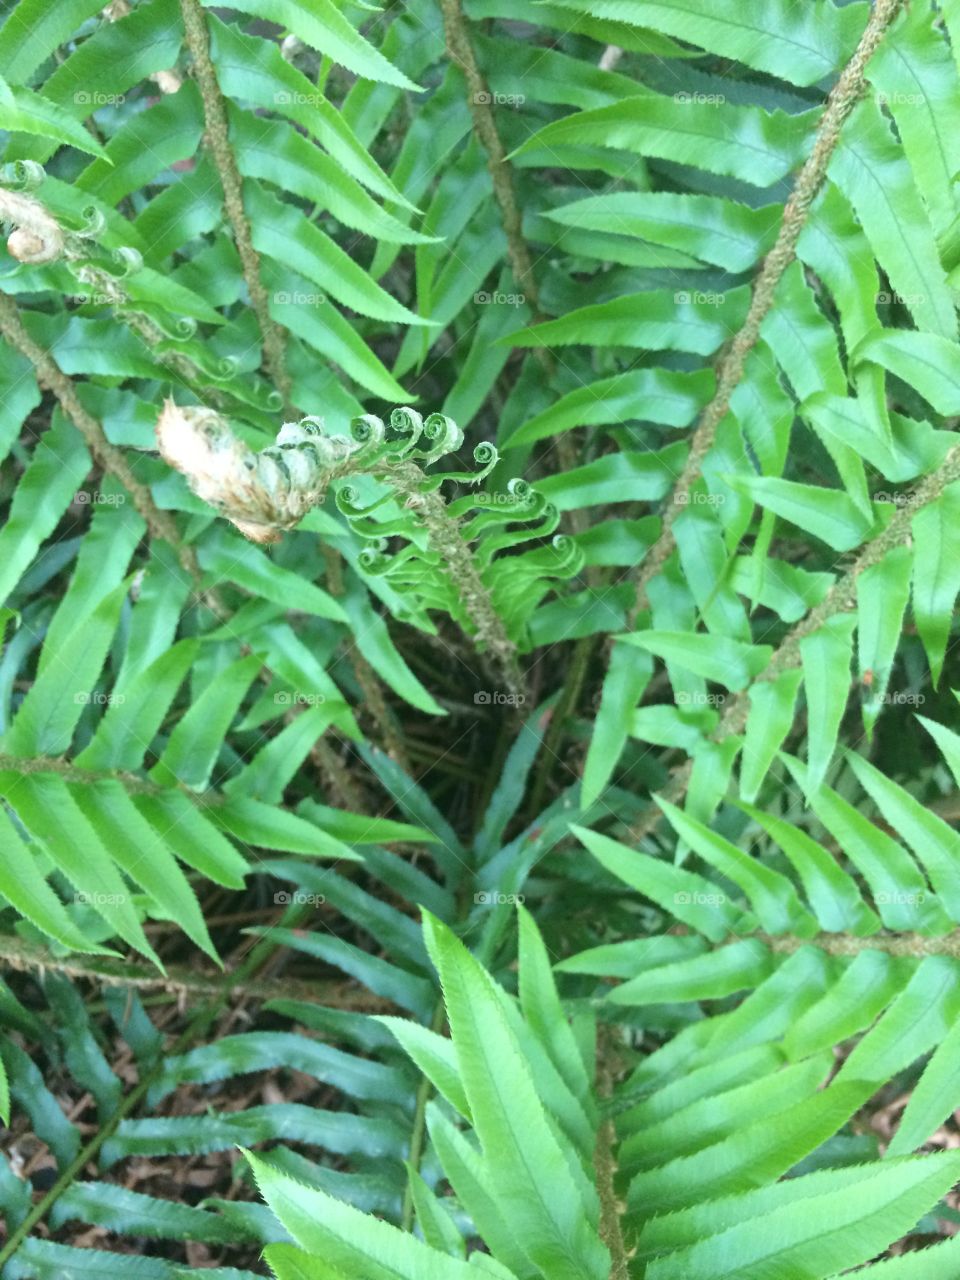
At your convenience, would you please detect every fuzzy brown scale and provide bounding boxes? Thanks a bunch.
[155,400,362,544]
[154,399,526,699]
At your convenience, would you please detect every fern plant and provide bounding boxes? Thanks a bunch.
[3,0,960,1273]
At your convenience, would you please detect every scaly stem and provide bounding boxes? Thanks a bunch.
[0,292,200,581]
[310,736,369,813]
[0,751,165,793]
[391,463,524,701]
[630,0,906,621]
[323,544,413,774]
[179,0,293,415]
[0,933,389,1008]
[439,0,584,483]
[526,632,595,820]
[762,930,960,959]
[627,440,960,841]
[438,0,543,320]
[595,1026,630,1279]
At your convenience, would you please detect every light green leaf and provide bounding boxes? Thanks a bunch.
[724,475,881,551]
[647,1150,960,1279]
[621,631,772,690]
[249,1151,479,1280]
[511,96,813,188]
[573,824,748,943]
[0,0,105,81]
[911,481,960,685]
[504,368,713,449]
[545,193,779,272]
[544,0,864,86]
[739,668,802,804]
[856,545,912,733]
[0,79,107,158]
[206,0,421,90]
[423,915,609,1280]
[830,99,956,338]
[504,287,749,354]
[148,654,262,791]
[798,614,856,793]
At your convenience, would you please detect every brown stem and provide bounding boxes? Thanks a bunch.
[310,736,369,813]
[0,292,200,581]
[527,632,595,819]
[0,751,169,795]
[761,930,960,959]
[0,932,392,1008]
[391,463,524,700]
[718,441,960,738]
[353,656,413,770]
[627,440,960,840]
[438,0,585,485]
[630,0,906,621]
[595,1026,630,1279]
[439,0,542,317]
[179,0,293,415]
[323,544,413,773]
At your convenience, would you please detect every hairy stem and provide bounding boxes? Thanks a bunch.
[439,0,584,484]
[179,0,293,415]
[323,544,413,773]
[668,925,960,960]
[353,656,413,770]
[438,0,542,318]
[0,933,390,1008]
[391,463,524,699]
[717,440,960,738]
[0,292,200,581]
[310,736,369,813]
[630,0,905,621]
[595,1026,630,1279]
[0,751,169,794]
[628,440,960,840]
[762,930,960,959]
